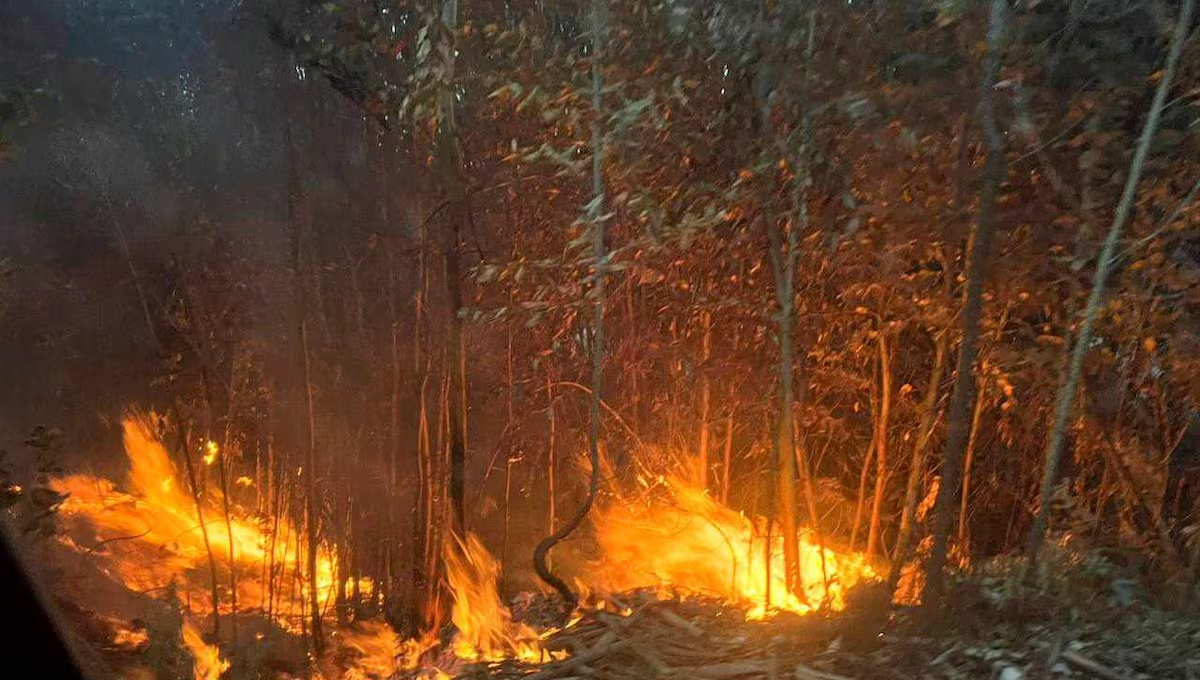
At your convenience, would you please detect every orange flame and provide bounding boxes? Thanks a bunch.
[50,414,336,632]
[444,532,560,664]
[182,620,229,680]
[591,475,875,618]
[340,620,401,679]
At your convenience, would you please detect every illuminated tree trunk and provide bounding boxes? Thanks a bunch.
[957,381,986,547]
[721,381,736,505]
[888,333,946,592]
[925,0,1006,608]
[866,329,892,563]
[760,8,816,596]
[546,376,557,564]
[697,309,712,488]
[1027,0,1195,565]
[173,411,221,640]
[533,0,606,609]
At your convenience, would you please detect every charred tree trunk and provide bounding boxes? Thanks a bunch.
[1027,0,1195,564]
[925,0,1006,609]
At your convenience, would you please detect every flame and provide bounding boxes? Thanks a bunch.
[182,619,229,680]
[49,414,337,632]
[111,623,149,650]
[591,475,875,618]
[340,620,400,679]
[202,440,218,466]
[443,532,558,664]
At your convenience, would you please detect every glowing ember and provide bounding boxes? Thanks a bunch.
[591,475,875,618]
[202,440,219,466]
[111,623,149,650]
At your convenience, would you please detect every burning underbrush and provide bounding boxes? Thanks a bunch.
[29,414,884,680]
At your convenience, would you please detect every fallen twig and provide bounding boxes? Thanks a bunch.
[1061,650,1133,680]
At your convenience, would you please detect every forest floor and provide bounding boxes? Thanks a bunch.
[442,552,1200,680]
[43,534,1200,680]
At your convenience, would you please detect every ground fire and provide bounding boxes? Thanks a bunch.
[42,415,878,679]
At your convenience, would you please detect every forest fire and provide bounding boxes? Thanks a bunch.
[591,476,875,619]
[443,533,560,664]
[47,414,340,678]
[50,415,338,625]
[42,415,875,679]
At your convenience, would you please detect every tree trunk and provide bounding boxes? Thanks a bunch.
[925,0,1007,609]
[867,328,892,563]
[436,0,470,538]
[1027,0,1195,564]
[288,117,323,652]
[547,376,557,551]
[888,333,947,592]
[957,380,987,548]
[172,411,221,640]
[698,309,713,488]
[721,383,736,505]
[850,385,878,552]
[532,0,606,610]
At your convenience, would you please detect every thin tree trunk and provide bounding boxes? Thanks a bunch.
[288,117,323,651]
[214,432,238,644]
[387,245,401,596]
[533,0,606,609]
[888,333,947,593]
[299,317,322,651]
[1027,0,1195,564]
[547,376,557,570]
[957,380,987,547]
[500,323,515,594]
[850,384,878,552]
[698,309,713,488]
[172,409,221,639]
[106,195,162,352]
[721,382,736,505]
[867,329,892,563]
[925,0,1007,608]
[437,0,469,538]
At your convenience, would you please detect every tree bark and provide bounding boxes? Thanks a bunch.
[888,333,947,593]
[437,0,469,538]
[866,328,892,563]
[925,0,1007,609]
[1027,0,1195,565]
[957,380,986,547]
[698,309,713,488]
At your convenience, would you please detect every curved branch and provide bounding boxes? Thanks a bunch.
[538,381,645,449]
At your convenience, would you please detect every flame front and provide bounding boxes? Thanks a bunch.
[592,475,875,618]
[49,414,338,645]
[444,532,555,664]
